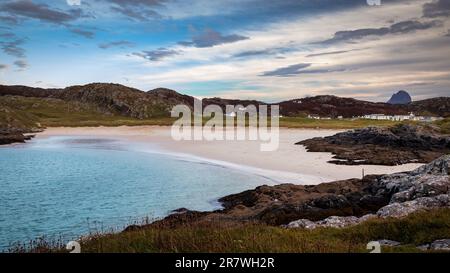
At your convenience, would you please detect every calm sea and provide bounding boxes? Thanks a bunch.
[0,136,272,250]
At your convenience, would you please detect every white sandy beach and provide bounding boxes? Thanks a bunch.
[35,126,423,185]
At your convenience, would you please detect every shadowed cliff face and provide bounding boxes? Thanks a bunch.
[298,124,450,166]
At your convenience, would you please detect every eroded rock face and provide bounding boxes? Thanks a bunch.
[297,124,450,165]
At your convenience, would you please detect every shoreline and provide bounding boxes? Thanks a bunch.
[33,126,424,184]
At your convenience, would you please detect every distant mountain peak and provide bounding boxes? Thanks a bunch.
[387,90,412,105]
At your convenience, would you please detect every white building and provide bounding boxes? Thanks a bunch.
[362,112,443,122]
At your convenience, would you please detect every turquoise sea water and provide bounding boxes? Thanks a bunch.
[0,136,272,250]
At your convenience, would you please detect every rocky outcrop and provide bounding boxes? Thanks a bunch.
[418,239,450,251]
[141,155,449,231]
[0,133,34,145]
[0,103,42,145]
[286,155,450,229]
[297,124,450,165]
[286,214,376,229]
[377,195,450,218]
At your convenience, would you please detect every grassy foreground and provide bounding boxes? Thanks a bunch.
[12,209,450,253]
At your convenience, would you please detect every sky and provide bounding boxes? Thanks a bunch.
[0,0,449,102]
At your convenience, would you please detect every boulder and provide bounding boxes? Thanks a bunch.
[378,239,401,247]
[417,239,450,251]
[377,194,450,218]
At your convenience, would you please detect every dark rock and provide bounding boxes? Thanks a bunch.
[298,124,450,165]
[0,133,27,145]
[123,225,142,232]
[378,239,402,246]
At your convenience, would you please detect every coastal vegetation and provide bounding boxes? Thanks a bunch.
[10,209,450,253]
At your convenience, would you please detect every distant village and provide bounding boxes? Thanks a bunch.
[307,113,444,122]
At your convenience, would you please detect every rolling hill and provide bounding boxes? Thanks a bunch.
[0,83,449,144]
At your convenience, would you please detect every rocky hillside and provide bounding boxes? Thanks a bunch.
[409,97,450,118]
[0,83,197,144]
[0,83,195,119]
[278,95,406,118]
[2,84,449,120]
[298,124,450,165]
[278,95,450,118]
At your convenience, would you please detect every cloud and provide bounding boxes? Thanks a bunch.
[0,39,26,58]
[178,29,249,48]
[106,0,165,21]
[1,0,83,25]
[232,46,295,58]
[0,32,16,39]
[260,63,349,77]
[233,50,271,58]
[67,0,81,6]
[423,0,450,18]
[0,64,8,70]
[69,28,95,39]
[132,48,179,61]
[0,15,19,25]
[14,60,28,69]
[99,40,134,49]
[306,50,352,57]
[318,20,442,44]
[261,63,311,77]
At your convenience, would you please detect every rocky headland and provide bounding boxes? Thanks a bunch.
[297,124,450,165]
[128,155,449,233]
[0,106,41,145]
[0,131,35,145]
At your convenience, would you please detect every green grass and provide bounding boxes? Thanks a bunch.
[12,209,450,253]
[278,117,400,129]
[434,118,450,134]
[0,96,178,128]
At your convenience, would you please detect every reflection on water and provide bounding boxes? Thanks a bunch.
[0,136,271,250]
